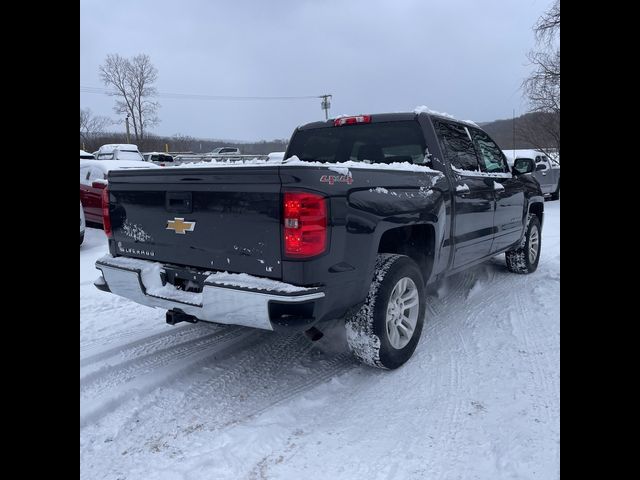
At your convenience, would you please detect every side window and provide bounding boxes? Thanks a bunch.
[433,120,480,172]
[470,128,509,173]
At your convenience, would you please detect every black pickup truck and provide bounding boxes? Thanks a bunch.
[94,111,544,369]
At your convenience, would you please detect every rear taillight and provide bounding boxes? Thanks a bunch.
[283,191,327,258]
[101,187,112,238]
[334,115,371,127]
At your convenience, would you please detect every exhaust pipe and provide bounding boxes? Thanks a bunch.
[166,310,198,326]
[304,326,324,342]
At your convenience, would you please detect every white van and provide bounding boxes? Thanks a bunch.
[96,144,144,161]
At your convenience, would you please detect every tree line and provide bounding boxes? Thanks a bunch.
[80,128,288,155]
[481,111,559,153]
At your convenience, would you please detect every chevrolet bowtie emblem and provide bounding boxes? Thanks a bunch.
[166,218,196,234]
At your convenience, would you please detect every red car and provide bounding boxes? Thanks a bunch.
[80,159,158,226]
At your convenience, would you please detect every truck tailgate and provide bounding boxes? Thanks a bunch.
[107,167,283,279]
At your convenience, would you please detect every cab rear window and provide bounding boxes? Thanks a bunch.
[286,121,427,165]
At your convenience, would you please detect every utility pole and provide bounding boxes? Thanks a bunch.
[320,94,332,120]
[126,114,131,143]
[512,109,516,157]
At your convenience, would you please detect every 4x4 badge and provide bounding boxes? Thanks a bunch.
[320,174,353,185]
[166,218,196,234]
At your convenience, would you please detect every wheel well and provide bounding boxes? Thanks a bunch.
[529,202,544,226]
[378,224,435,280]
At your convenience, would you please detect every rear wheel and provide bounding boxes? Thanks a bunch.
[505,215,541,274]
[345,254,425,369]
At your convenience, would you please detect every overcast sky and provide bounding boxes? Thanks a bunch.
[80,0,552,141]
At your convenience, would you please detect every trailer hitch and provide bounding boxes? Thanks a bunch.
[166,310,198,326]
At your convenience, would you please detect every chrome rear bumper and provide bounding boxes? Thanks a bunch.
[94,255,325,331]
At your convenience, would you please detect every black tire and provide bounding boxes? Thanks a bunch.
[550,181,560,201]
[80,231,85,246]
[345,254,426,370]
[505,215,541,274]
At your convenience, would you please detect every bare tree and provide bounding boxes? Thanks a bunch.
[516,112,560,155]
[80,108,113,147]
[522,1,560,151]
[99,54,160,141]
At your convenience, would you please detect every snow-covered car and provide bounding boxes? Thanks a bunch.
[80,159,159,226]
[80,201,86,245]
[209,147,241,155]
[80,149,95,160]
[95,144,144,161]
[143,152,175,165]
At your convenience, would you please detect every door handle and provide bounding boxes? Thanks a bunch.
[455,184,470,195]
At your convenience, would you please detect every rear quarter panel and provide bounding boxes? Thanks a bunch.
[279,165,451,321]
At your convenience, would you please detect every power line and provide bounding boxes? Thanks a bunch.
[80,85,322,101]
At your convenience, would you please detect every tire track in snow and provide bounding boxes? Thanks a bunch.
[80,328,262,427]
[80,323,227,370]
[416,272,472,479]
[80,327,256,407]
[415,259,521,478]
[147,331,357,430]
[510,278,558,424]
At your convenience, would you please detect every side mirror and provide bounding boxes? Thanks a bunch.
[512,158,535,175]
[91,179,108,189]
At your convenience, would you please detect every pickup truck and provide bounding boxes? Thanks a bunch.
[503,149,560,200]
[94,111,544,369]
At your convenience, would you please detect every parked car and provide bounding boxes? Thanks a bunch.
[80,159,158,226]
[94,111,544,370]
[95,144,144,161]
[143,152,175,165]
[80,201,86,245]
[503,149,560,200]
[209,147,241,155]
[80,149,95,160]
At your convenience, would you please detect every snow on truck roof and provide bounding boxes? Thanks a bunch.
[413,106,479,127]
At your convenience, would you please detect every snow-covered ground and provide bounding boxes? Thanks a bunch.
[80,202,560,480]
